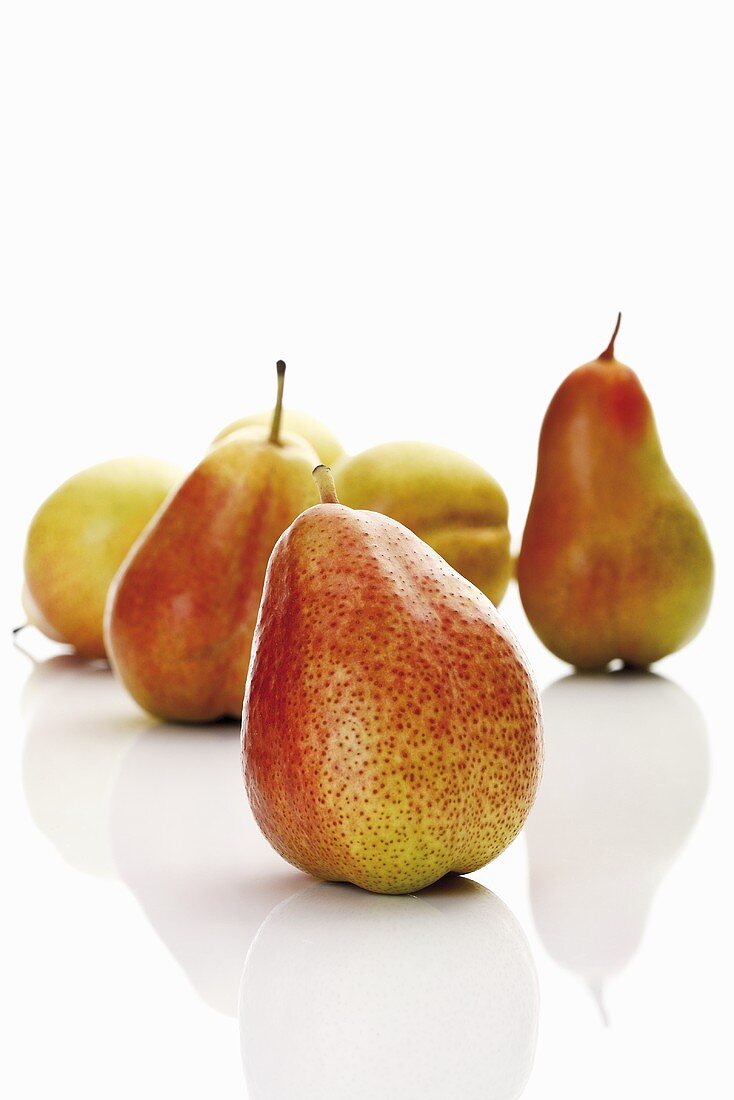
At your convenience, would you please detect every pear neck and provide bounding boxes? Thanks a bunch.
[313,465,340,504]
[599,313,622,361]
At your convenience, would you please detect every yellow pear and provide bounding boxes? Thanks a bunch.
[22,457,182,658]
[214,408,344,466]
[334,441,511,605]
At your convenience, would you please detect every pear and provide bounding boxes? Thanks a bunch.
[334,441,511,605]
[20,583,66,643]
[518,315,714,668]
[240,878,539,1100]
[105,362,320,722]
[243,465,542,894]
[214,408,344,467]
[21,457,182,658]
[526,671,708,1019]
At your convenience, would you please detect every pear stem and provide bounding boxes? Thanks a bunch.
[12,623,29,637]
[269,360,287,445]
[313,465,340,504]
[599,313,622,360]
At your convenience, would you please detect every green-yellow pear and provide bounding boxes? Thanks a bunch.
[22,458,182,658]
[243,466,542,894]
[334,441,511,605]
[518,316,714,668]
[105,362,320,722]
[214,408,344,467]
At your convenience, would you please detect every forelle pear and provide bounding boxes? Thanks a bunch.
[518,316,713,668]
[105,363,320,722]
[243,465,542,895]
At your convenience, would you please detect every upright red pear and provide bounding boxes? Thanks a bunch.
[105,363,320,721]
[518,316,713,668]
[243,466,542,894]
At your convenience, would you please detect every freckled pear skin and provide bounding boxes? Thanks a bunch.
[105,364,320,723]
[243,468,542,895]
[517,317,713,669]
[334,441,512,606]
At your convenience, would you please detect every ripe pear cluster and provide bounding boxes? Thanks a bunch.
[18,320,713,893]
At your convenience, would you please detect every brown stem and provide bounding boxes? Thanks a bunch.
[599,313,622,360]
[313,465,340,504]
[269,360,286,445]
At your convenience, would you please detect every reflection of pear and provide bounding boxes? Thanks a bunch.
[109,725,304,1016]
[22,656,144,877]
[526,671,709,1007]
[240,877,538,1099]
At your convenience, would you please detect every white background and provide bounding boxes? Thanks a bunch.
[1,2,732,1097]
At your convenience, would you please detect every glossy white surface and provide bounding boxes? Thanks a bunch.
[2,1,732,1095]
[4,587,732,1098]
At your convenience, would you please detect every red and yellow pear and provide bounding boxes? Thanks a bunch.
[243,466,542,895]
[518,316,714,668]
[105,362,320,722]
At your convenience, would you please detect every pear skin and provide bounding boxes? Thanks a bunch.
[518,317,713,668]
[243,466,542,895]
[22,457,182,658]
[21,584,66,644]
[334,441,511,605]
[105,363,320,722]
[214,408,344,467]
